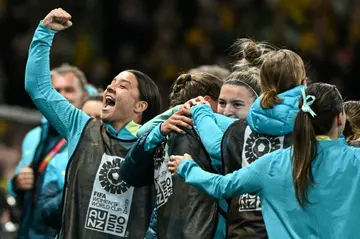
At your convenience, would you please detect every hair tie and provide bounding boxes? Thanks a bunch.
[301,88,316,117]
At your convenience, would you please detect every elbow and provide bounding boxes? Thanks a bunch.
[24,68,34,96]
[24,74,31,94]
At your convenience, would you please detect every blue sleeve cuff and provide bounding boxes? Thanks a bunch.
[38,21,58,35]
[136,105,182,137]
[190,104,213,118]
[177,159,194,178]
[144,124,166,151]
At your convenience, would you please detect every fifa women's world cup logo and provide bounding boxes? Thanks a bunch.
[98,157,131,194]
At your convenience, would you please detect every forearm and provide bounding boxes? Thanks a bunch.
[191,105,223,161]
[177,159,265,199]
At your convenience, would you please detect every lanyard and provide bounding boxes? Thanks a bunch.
[38,138,67,173]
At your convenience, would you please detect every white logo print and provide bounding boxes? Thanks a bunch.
[154,144,173,208]
[239,126,284,212]
[85,154,134,237]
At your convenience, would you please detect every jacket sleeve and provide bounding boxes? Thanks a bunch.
[145,203,158,239]
[8,129,39,197]
[136,105,181,137]
[38,179,63,228]
[177,153,272,199]
[121,131,159,187]
[24,22,90,157]
[190,105,236,165]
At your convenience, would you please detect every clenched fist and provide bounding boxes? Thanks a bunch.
[15,167,34,190]
[43,8,72,31]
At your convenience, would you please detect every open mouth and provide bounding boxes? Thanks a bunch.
[103,95,115,111]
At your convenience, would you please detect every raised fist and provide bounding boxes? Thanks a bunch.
[43,8,72,31]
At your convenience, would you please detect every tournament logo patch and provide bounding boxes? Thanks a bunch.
[242,126,283,167]
[98,158,131,194]
[238,126,284,212]
[85,154,134,237]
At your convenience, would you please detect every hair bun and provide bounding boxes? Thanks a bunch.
[232,38,275,68]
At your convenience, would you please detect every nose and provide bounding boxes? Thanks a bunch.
[106,84,115,94]
[224,105,234,118]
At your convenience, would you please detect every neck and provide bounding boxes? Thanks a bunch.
[110,120,130,132]
[325,128,339,140]
[109,116,141,132]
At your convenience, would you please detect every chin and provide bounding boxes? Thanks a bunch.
[101,111,111,121]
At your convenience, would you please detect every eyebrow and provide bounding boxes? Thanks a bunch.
[230,100,245,104]
[112,78,131,86]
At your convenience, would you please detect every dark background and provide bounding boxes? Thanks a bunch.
[1,0,360,109]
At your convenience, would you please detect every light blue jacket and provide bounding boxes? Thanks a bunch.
[177,138,360,239]
[8,118,68,239]
[190,85,305,168]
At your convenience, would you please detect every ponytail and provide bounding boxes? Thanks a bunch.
[291,83,344,207]
[260,90,282,108]
[292,111,317,207]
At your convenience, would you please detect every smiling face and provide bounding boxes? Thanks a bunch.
[102,71,144,125]
[217,84,256,119]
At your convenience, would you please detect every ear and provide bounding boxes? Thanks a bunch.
[203,95,211,101]
[134,101,148,114]
[81,91,89,104]
[301,78,308,86]
[337,112,345,126]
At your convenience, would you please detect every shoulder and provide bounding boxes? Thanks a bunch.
[22,126,42,150]
[25,126,42,139]
[255,148,291,176]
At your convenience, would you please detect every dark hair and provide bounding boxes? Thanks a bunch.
[260,50,306,108]
[169,73,222,108]
[224,67,261,99]
[292,83,343,207]
[188,65,230,81]
[127,70,162,124]
[82,93,103,108]
[343,101,360,142]
[51,63,87,92]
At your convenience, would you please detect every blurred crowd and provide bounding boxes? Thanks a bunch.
[1,0,360,107]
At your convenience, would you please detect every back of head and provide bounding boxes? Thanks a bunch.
[127,70,162,124]
[224,67,261,99]
[51,63,88,92]
[343,101,360,142]
[292,83,343,207]
[169,73,222,108]
[188,65,230,81]
[260,50,306,108]
[85,93,103,104]
[232,38,275,70]
[226,39,275,99]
